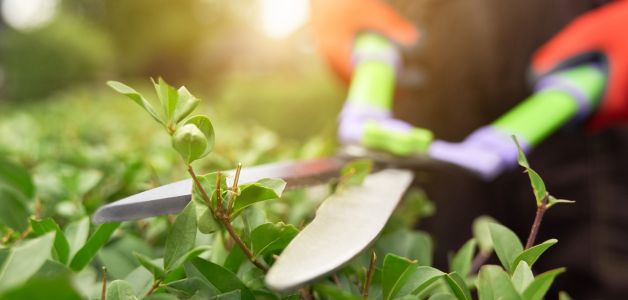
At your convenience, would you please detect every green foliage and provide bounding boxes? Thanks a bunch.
[488,223,523,273]
[232,178,286,218]
[30,218,70,264]
[511,239,557,271]
[450,239,476,278]
[0,233,54,292]
[381,254,417,300]
[107,279,138,300]
[0,81,575,299]
[69,222,120,271]
[472,216,497,254]
[186,258,255,300]
[250,222,298,259]
[513,136,574,209]
[164,201,197,271]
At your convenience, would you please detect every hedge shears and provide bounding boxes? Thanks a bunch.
[94,33,606,292]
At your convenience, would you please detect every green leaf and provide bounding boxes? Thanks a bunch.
[511,261,534,293]
[382,254,417,300]
[212,290,242,300]
[29,218,70,264]
[526,169,547,206]
[444,272,471,300]
[450,239,476,278]
[174,86,200,123]
[152,77,179,123]
[173,124,209,164]
[477,265,521,300]
[340,159,373,187]
[488,223,523,273]
[512,136,547,205]
[512,135,529,168]
[133,252,166,280]
[223,246,246,274]
[106,280,138,300]
[166,277,219,299]
[231,178,286,218]
[399,266,445,296]
[0,272,81,300]
[558,291,573,300]
[250,222,298,259]
[145,294,179,300]
[521,268,565,300]
[64,217,90,260]
[547,195,575,209]
[107,81,164,125]
[377,229,433,267]
[473,215,497,254]
[429,293,458,300]
[191,172,228,209]
[0,233,54,292]
[0,187,30,231]
[511,239,557,271]
[312,284,362,300]
[0,157,34,199]
[195,202,219,234]
[187,257,255,300]
[69,222,120,271]
[164,201,197,271]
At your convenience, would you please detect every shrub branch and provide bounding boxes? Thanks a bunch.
[187,166,268,272]
[525,193,548,249]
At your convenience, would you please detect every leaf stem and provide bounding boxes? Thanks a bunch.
[470,250,491,275]
[525,194,548,249]
[101,267,107,300]
[144,279,162,297]
[362,251,377,298]
[187,166,268,272]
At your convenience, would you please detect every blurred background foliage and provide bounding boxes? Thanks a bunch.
[0,0,345,221]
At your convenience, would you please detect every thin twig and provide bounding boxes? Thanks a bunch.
[144,279,162,297]
[362,251,377,298]
[227,163,242,215]
[188,166,268,272]
[187,165,215,214]
[13,225,31,244]
[525,194,549,249]
[1,229,13,244]
[299,287,313,300]
[101,267,107,300]
[470,251,491,275]
[331,274,341,287]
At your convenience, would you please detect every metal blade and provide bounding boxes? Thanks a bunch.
[92,157,345,223]
[265,168,414,291]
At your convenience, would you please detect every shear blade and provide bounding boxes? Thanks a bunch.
[265,168,414,291]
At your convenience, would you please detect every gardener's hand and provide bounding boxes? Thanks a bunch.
[310,0,418,81]
[532,0,628,129]
[338,102,433,156]
[428,126,524,180]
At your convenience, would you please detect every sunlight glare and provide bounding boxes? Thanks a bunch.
[1,0,59,31]
[259,0,309,39]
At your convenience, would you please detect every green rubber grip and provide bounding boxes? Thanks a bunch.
[493,65,606,145]
[346,32,397,110]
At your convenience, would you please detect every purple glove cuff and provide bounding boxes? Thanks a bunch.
[534,75,591,120]
[352,47,401,74]
[338,102,412,144]
[428,126,530,180]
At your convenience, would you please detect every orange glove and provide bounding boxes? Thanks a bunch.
[310,0,418,82]
[532,1,628,129]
